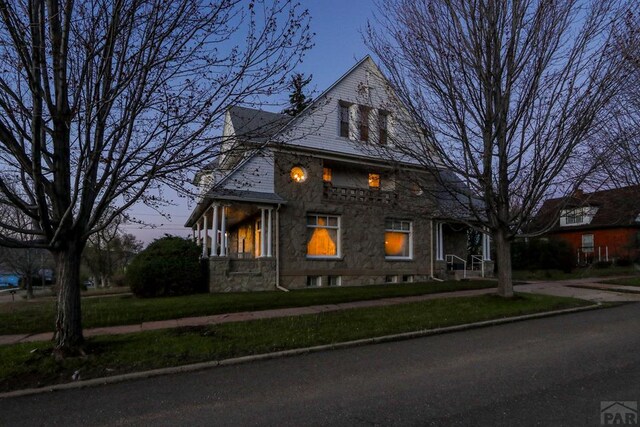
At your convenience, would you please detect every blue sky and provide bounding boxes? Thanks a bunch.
[122,0,378,244]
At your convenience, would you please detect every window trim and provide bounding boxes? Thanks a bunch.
[385,219,414,260]
[306,214,341,259]
[581,233,594,253]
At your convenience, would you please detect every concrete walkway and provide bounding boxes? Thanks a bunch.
[515,277,640,303]
[1,277,637,347]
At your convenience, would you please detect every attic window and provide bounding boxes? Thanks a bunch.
[359,106,370,142]
[379,111,389,145]
[560,206,597,227]
[339,102,350,138]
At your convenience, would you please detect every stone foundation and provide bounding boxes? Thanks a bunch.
[208,257,276,292]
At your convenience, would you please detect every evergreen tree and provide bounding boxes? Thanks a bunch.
[283,73,313,116]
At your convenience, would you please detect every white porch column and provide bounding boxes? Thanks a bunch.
[211,204,219,257]
[436,222,444,261]
[260,208,267,257]
[202,213,208,258]
[196,221,201,246]
[220,205,227,256]
[482,232,491,261]
[267,208,273,257]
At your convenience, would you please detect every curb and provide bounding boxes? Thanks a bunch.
[0,303,602,399]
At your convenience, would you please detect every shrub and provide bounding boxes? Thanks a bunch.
[593,260,612,269]
[615,257,632,267]
[126,236,205,298]
[512,238,574,273]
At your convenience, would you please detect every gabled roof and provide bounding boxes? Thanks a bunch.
[531,185,640,233]
[228,106,290,142]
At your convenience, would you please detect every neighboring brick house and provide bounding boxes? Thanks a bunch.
[531,186,640,264]
[185,57,492,291]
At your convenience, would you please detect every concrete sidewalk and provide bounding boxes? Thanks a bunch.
[1,277,637,347]
[0,287,496,346]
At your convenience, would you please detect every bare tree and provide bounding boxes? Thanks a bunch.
[366,0,629,297]
[83,216,142,288]
[592,11,640,188]
[0,0,312,354]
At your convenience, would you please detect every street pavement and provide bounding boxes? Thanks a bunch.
[1,301,638,426]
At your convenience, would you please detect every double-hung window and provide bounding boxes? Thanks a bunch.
[339,102,350,138]
[307,214,341,258]
[385,219,413,259]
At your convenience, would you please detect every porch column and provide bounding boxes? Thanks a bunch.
[482,232,491,261]
[196,221,201,246]
[435,222,444,261]
[220,205,227,256]
[211,204,219,257]
[267,208,273,257]
[260,208,267,257]
[202,212,208,258]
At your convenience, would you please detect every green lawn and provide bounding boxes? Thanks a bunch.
[599,277,640,287]
[513,265,640,282]
[0,293,592,393]
[0,280,497,335]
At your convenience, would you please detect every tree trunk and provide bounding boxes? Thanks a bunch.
[53,241,85,354]
[25,272,34,299]
[494,228,514,298]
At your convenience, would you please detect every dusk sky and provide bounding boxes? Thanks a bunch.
[122,0,377,244]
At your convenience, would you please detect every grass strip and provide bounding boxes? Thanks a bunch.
[0,293,591,393]
[599,277,640,287]
[0,280,496,335]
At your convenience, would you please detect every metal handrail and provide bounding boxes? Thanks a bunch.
[445,254,467,279]
[470,254,485,278]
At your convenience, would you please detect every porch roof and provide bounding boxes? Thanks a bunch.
[184,189,286,227]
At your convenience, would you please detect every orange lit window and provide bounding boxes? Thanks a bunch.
[369,173,380,189]
[290,166,307,183]
[385,219,412,259]
[307,215,340,258]
[323,167,332,183]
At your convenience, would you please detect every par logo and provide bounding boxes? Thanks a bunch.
[601,401,638,425]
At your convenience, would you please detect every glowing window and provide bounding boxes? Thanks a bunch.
[385,219,413,259]
[290,166,307,183]
[369,173,380,189]
[323,167,332,183]
[307,215,340,258]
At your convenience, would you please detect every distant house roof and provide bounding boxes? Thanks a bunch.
[530,185,640,233]
[228,106,290,143]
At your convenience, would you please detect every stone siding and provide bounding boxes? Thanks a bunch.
[208,257,276,292]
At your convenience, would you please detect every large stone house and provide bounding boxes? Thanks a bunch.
[185,57,492,292]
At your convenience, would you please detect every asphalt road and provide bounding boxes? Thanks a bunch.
[1,303,639,426]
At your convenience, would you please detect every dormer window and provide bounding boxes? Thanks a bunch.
[560,206,598,226]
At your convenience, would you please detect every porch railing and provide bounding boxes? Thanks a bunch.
[323,183,398,205]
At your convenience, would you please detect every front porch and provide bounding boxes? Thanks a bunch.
[433,222,494,280]
[189,191,284,292]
